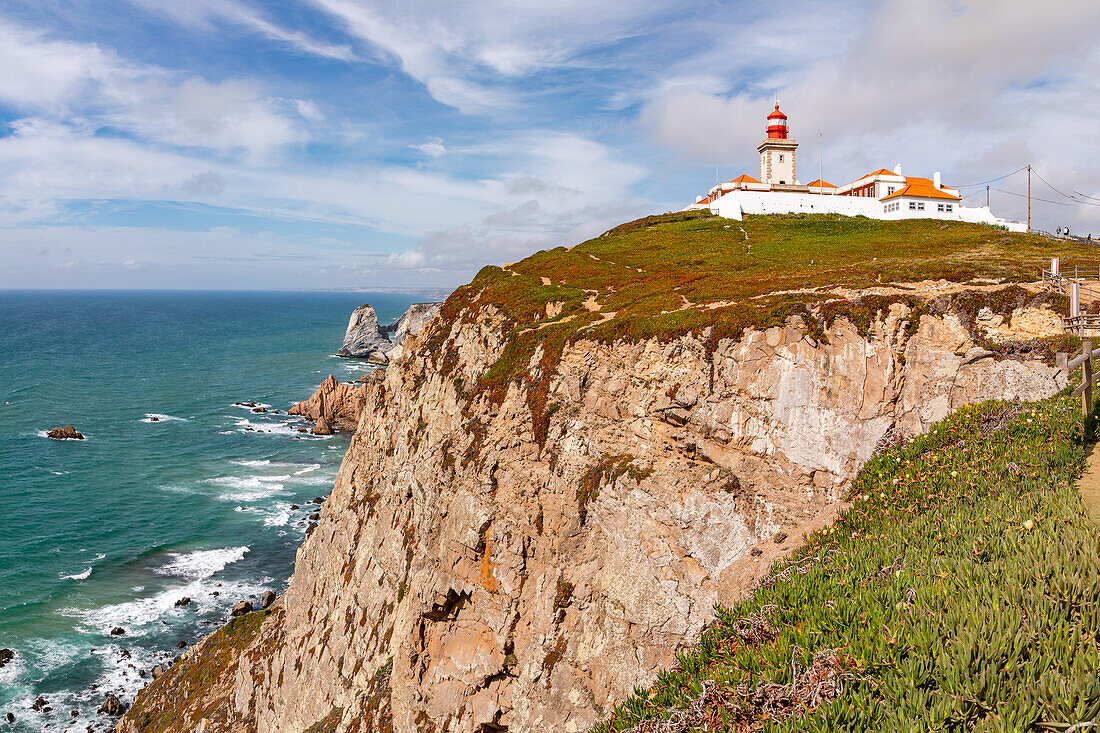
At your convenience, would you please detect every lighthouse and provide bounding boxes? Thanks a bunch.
[757,102,798,185]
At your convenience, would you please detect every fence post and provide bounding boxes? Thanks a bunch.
[1084,340,1093,417]
[1072,282,1081,319]
[1057,352,1068,374]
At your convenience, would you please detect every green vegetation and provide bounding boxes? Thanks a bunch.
[126,608,278,732]
[577,454,653,524]
[416,213,1094,442]
[593,393,1100,732]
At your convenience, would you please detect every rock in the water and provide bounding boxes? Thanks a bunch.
[230,601,253,617]
[288,375,366,432]
[31,697,48,711]
[386,302,442,346]
[176,640,188,649]
[335,301,441,362]
[0,648,13,668]
[260,591,276,609]
[151,665,164,679]
[110,627,125,636]
[98,694,124,716]
[308,512,320,521]
[5,712,14,723]
[311,417,333,436]
[335,304,392,360]
[174,597,190,607]
[47,425,84,440]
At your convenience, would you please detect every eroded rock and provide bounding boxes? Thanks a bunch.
[47,425,84,440]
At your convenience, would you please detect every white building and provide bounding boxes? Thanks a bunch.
[687,104,1025,232]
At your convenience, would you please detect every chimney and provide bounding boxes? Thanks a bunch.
[933,171,941,189]
[893,164,902,176]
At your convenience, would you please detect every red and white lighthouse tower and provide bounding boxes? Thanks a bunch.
[766,103,788,139]
[758,101,798,185]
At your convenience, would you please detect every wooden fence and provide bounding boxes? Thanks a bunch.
[1061,339,1100,416]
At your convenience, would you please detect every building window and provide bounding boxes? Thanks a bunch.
[946,204,953,212]
[887,186,895,194]
[779,154,784,162]
[909,201,916,210]
[917,202,925,210]
[938,203,945,211]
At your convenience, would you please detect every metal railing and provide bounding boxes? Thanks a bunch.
[1043,258,1100,335]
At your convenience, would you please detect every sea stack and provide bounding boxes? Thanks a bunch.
[47,425,84,440]
[335,304,392,362]
[335,302,441,363]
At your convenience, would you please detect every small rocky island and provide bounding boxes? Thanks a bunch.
[47,425,84,440]
[336,302,441,363]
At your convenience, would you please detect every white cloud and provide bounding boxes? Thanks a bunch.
[0,17,313,157]
[411,139,447,158]
[123,0,356,60]
[307,0,678,110]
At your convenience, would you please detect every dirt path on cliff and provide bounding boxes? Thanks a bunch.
[1078,445,1100,524]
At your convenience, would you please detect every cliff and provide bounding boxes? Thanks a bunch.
[120,214,1089,733]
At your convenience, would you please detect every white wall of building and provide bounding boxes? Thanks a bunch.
[711,190,881,220]
[710,190,1026,231]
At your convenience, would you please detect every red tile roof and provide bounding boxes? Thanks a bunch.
[881,176,962,201]
[806,179,837,188]
[729,174,762,184]
[859,168,902,180]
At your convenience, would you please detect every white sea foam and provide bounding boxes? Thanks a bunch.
[209,474,289,502]
[294,463,320,475]
[235,502,293,527]
[155,546,249,580]
[234,458,272,467]
[262,503,293,527]
[59,566,92,580]
[231,402,271,410]
[233,417,319,437]
[142,413,188,422]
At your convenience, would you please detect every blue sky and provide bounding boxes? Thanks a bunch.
[1,1,1098,289]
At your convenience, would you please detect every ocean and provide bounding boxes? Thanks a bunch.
[0,290,426,731]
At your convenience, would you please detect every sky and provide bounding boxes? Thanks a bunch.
[1,0,1099,290]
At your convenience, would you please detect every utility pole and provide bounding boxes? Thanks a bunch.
[819,132,823,194]
[1028,164,1032,232]
[986,185,989,208]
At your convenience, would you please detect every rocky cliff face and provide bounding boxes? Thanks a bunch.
[120,293,1066,733]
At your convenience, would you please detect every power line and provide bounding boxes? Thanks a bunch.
[953,165,1029,189]
[1028,167,1100,207]
[1031,167,1078,201]
[1075,190,1100,203]
[986,187,1070,206]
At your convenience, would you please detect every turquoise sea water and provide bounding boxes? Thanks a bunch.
[0,290,423,731]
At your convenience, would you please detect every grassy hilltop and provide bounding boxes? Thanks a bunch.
[419,212,1092,449]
